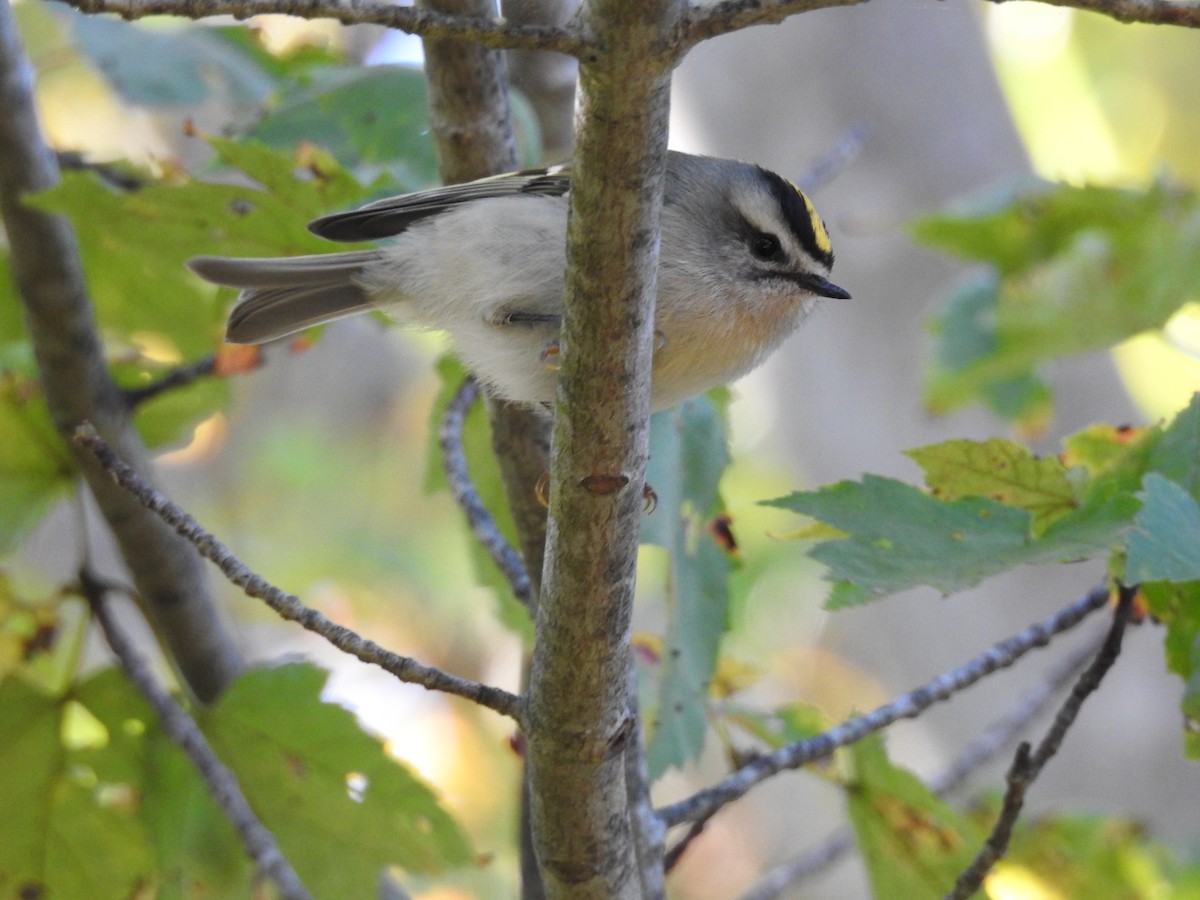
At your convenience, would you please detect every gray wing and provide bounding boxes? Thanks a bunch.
[309,165,573,242]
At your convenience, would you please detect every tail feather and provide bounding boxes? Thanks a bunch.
[187,251,383,344]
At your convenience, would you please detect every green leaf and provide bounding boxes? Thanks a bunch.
[1062,422,1151,475]
[0,674,158,900]
[251,65,439,189]
[770,418,1157,607]
[924,273,1053,428]
[111,356,231,452]
[916,182,1200,422]
[204,663,472,895]
[996,808,1198,897]
[1139,582,1200,758]
[0,580,88,696]
[724,701,826,751]
[29,150,354,359]
[845,736,982,899]
[65,668,259,897]
[769,475,1034,608]
[70,14,275,108]
[0,254,26,344]
[206,25,343,82]
[1127,475,1200,583]
[74,670,255,896]
[0,367,75,554]
[27,139,370,448]
[0,679,64,898]
[1145,392,1200,497]
[907,437,1076,532]
[641,395,733,777]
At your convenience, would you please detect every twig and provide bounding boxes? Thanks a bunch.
[981,0,1200,28]
[73,423,525,723]
[681,0,1200,48]
[80,571,312,900]
[56,151,146,191]
[438,376,533,611]
[664,813,714,874]
[681,0,873,48]
[945,585,1136,899]
[51,0,586,53]
[739,625,1108,899]
[796,122,868,196]
[658,585,1110,827]
[626,683,668,898]
[122,353,218,408]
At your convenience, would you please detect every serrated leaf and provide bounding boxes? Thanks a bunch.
[1146,392,1200,496]
[768,475,1034,607]
[916,182,1200,422]
[907,437,1075,532]
[204,663,472,895]
[845,736,982,899]
[640,396,733,778]
[770,415,1158,607]
[1126,475,1200,583]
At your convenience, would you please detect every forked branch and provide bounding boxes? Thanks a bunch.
[945,585,1136,899]
[659,585,1111,828]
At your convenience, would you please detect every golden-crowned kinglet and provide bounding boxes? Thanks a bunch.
[188,151,849,411]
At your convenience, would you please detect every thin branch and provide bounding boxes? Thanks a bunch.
[56,151,146,191]
[122,353,218,408]
[51,0,586,53]
[80,571,312,900]
[981,0,1200,28]
[73,423,525,723]
[680,0,872,48]
[438,376,534,607]
[0,0,243,702]
[945,585,1136,900]
[658,585,1110,828]
[664,814,714,874]
[681,0,1200,48]
[739,625,1108,899]
[626,682,668,898]
[796,122,869,195]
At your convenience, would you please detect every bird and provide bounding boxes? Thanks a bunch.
[188,151,849,412]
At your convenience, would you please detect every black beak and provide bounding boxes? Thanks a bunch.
[798,273,851,300]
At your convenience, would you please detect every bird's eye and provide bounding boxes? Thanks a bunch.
[751,232,782,261]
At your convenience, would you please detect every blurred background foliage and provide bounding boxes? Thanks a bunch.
[2,0,1200,897]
